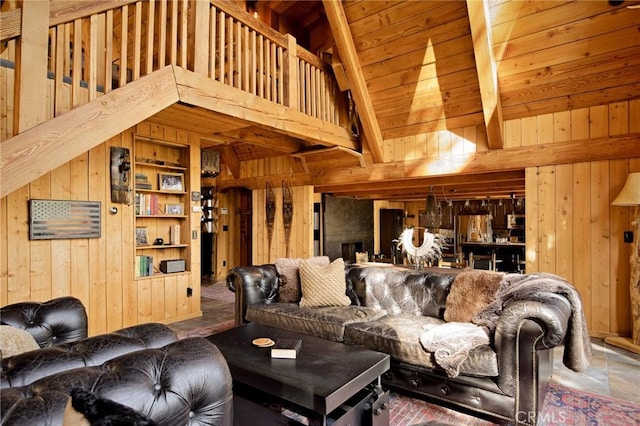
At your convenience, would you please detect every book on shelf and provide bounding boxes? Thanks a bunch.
[271,338,302,359]
[135,255,154,277]
[135,193,159,215]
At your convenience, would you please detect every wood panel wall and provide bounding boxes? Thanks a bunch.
[517,101,640,338]
[251,184,315,265]
[0,70,203,334]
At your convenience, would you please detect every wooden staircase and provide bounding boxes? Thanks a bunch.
[0,0,354,198]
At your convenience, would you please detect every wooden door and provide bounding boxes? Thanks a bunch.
[380,209,404,259]
[239,189,252,266]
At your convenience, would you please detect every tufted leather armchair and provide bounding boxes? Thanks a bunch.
[1,337,233,426]
[0,296,88,347]
[1,297,178,389]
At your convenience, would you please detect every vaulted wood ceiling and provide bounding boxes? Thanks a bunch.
[170,0,640,201]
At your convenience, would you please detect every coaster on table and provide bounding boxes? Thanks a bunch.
[252,337,275,347]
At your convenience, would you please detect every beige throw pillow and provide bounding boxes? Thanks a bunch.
[0,325,40,358]
[276,256,330,303]
[444,270,503,323]
[299,258,351,307]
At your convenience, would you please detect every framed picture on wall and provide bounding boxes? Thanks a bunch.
[135,227,149,246]
[166,203,184,215]
[158,172,184,192]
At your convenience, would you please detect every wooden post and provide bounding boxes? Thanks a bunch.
[14,1,49,134]
[284,34,298,109]
[191,0,210,74]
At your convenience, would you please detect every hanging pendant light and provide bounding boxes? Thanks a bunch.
[424,187,441,230]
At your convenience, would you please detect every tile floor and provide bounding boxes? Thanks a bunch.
[170,280,640,406]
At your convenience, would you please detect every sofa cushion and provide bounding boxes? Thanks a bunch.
[344,314,498,377]
[246,302,386,342]
[275,256,330,303]
[299,258,351,307]
[444,270,503,323]
[347,266,455,318]
[0,325,40,359]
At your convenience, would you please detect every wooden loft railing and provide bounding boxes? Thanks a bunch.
[0,0,344,131]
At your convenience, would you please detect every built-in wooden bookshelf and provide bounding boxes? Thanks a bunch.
[133,136,191,279]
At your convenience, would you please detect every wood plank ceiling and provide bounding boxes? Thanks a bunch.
[159,0,640,201]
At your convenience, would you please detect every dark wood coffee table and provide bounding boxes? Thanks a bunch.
[207,323,390,426]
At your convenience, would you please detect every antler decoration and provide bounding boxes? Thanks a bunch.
[282,180,293,258]
[265,181,276,260]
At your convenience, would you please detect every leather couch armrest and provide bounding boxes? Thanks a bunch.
[226,265,278,325]
[0,297,88,348]
[493,293,571,422]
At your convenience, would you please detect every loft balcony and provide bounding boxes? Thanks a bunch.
[0,0,357,197]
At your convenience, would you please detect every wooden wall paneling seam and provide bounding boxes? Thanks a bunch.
[121,130,137,328]
[590,161,611,334]
[88,143,107,336]
[610,159,631,336]
[105,137,124,332]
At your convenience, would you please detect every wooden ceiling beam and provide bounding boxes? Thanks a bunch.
[322,0,385,163]
[225,127,304,153]
[218,133,640,193]
[466,0,503,150]
[317,171,525,195]
[219,145,241,179]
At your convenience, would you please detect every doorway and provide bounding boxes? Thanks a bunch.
[238,188,252,266]
[379,209,404,260]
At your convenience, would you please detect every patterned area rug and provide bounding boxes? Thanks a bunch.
[389,383,640,426]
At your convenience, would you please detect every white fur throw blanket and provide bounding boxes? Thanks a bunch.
[472,272,593,372]
[420,322,489,378]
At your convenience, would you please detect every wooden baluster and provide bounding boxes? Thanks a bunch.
[258,35,264,98]
[250,30,257,95]
[218,12,225,83]
[243,26,249,91]
[264,39,270,101]
[158,0,167,68]
[87,15,97,100]
[304,62,311,115]
[170,0,178,65]
[104,10,113,94]
[226,16,233,86]
[277,45,283,104]
[270,43,276,102]
[72,18,82,107]
[145,0,155,75]
[54,24,66,115]
[120,5,128,86]
[209,6,216,79]
[298,60,304,113]
[235,21,241,89]
[132,2,141,80]
[179,0,187,68]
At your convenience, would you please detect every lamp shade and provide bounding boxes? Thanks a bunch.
[612,172,640,206]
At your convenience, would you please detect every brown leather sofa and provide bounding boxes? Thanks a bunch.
[0,297,233,425]
[227,263,591,426]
